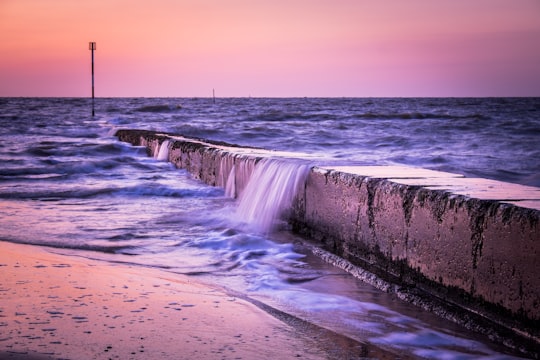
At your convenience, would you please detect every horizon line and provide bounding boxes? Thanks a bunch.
[2,95,540,99]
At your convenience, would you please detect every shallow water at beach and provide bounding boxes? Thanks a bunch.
[1,97,538,358]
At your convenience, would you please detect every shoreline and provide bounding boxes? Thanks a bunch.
[115,129,540,353]
[0,240,397,360]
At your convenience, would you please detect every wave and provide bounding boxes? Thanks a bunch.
[351,111,491,121]
[3,237,137,254]
[236,107,491,124]
[115,184,223,198]
[239,110,334,123]
[0,183,223,201]
[1,155,157,181]
[24,141,133,158]
[134,104,182,113]
[0,172,68,181]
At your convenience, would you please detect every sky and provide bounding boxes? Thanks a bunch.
[1,0,540,97]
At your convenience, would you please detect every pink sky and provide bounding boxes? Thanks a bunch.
[1,0,539,97]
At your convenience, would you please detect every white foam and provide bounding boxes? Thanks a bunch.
[235,158,310,233]
[225,165,236,198]
[155,140,170,161]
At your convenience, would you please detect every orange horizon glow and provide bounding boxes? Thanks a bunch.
[1,0,539,97]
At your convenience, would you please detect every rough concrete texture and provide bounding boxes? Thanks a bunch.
[292,167,539,330]
[115,130,540,341]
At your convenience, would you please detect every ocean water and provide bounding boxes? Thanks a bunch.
[1,97,538,359]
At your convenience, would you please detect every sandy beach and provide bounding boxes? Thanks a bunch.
[0,241,327,359]
[0,241,398,360]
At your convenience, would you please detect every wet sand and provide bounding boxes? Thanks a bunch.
[0,241,334,360]
[0,241,401,359]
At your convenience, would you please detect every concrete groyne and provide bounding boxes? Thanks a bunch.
[116,129,539,353]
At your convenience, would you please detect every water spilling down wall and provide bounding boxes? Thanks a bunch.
[116,129,540,347]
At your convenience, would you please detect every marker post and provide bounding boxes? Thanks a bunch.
[89,42,96,116]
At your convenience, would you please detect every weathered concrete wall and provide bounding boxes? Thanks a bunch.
[291,167,540,331]
[115,129,540,343]
[117,130,276,195]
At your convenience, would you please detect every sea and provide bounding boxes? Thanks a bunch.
[1,97,539,359]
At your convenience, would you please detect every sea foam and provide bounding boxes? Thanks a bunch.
[235,158,311,233]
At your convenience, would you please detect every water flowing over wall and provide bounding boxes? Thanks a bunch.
[154,139,170,161]
[115,129,540,350]
[236,158,311,233]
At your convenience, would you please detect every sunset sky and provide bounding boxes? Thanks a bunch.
[1,0,539,97]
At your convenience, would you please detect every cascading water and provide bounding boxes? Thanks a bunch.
[219,153,259,198]
[216,151,237,197]
[151,143,311,234]
[225,165,236,197]
[235,158,311,233]
[155,140,170,161]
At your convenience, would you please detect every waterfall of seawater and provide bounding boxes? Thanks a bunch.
[220,154,258,198]
[155,140,170,161]
[225,165,236,197]
[235,158,311,233]
[152,145,310,234]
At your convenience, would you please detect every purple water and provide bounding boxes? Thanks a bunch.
[106,97,539,187]
[1,97,538,358]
